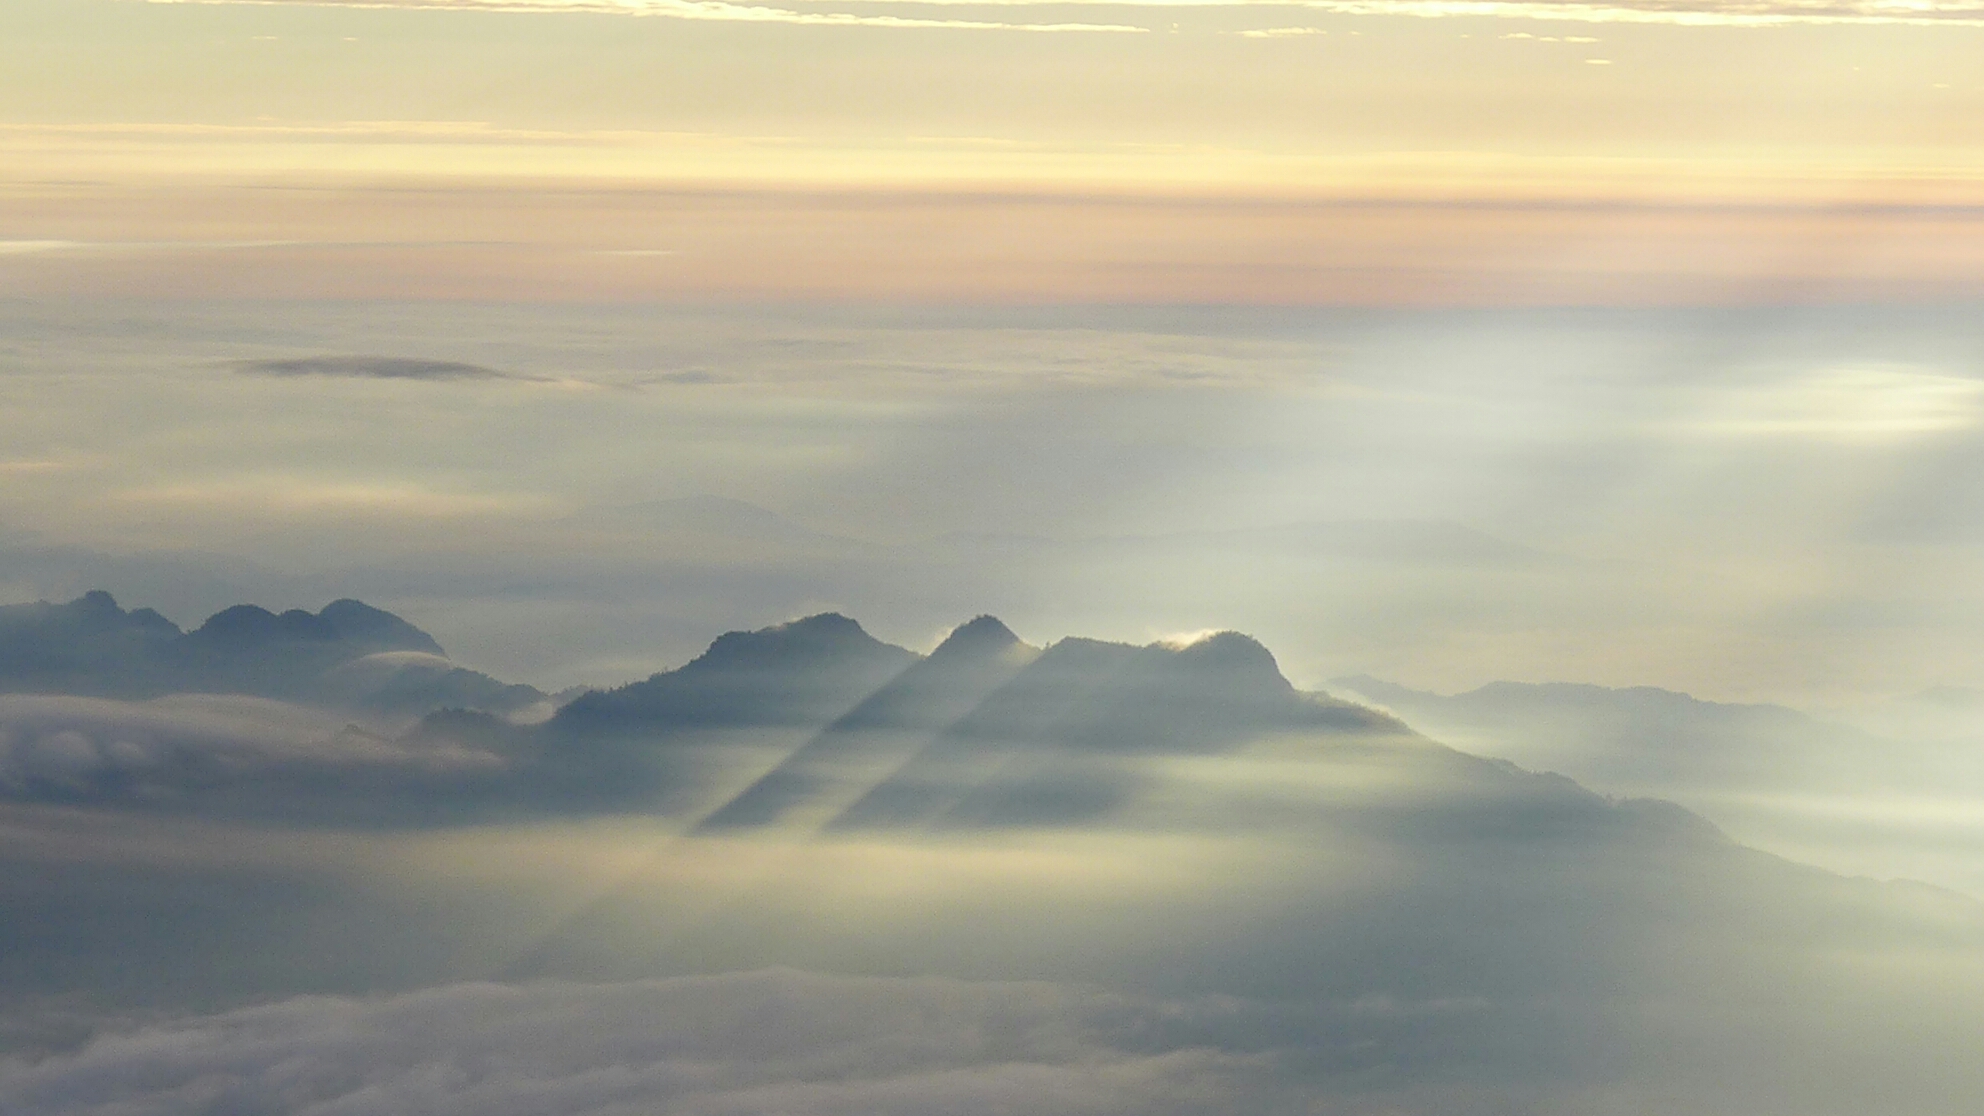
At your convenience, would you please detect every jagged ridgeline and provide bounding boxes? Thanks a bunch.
[3,595,1448,826]
[445,611,1411,824]
[0,591,544,715]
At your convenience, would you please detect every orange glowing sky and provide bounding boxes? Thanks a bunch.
[3,0,1982,301]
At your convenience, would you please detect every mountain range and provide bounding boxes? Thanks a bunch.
[0,591,544,718]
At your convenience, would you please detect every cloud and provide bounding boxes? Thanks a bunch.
[1290,0,1984,26]
[0,239,303,254]
[0,693,507,805]
[144,0,1984,27]
[145,0,1152,32]
[1689,366,1984,441]
[1329,675,1984,896]
[110,482,543,519]
[233,356,515,381]
[0,971,1289,1116]
[0,242,85,256]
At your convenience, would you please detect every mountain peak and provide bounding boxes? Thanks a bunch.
[189,604,306,643]
[188,600,444,657]
[318,599,446,656]
[555,613,917,730]
[929,615,1024,660]
[690,613,885,672]
[1160,631,1293,697]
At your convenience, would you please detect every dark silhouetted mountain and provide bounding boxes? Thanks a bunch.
[950,631,1386,754]
[316,652,547,719]
[184,599,443,657]
[0,591,183,694]
[831,631,1399,830]
[553,613,916,733]
[697,615,1041,829]
[319,599,449,654]
[0,591,539,718]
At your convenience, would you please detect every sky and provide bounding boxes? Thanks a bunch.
[4,0,1984,302]
[7,3,1984,1114]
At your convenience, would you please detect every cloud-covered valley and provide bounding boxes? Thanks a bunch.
[7,301,1984,1113]
[2,596,1983,1113]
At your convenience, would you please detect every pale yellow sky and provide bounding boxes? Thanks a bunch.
[3,0,1982,300]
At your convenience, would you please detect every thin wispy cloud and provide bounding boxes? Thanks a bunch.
[234,356,517,381]
[1288,0,1984,26]
[0,119,662,144]
[0,239,303,254]
[148,0,1984,27]
[146,0,1152,32]
[0,241,85,256]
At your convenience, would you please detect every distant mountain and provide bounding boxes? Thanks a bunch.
[0,591,542,718]
[697,615,1042,829]
[553,612,917,732]
[0,590,181,694]
[1330,675,1834,790]
[0,607,1421,824]
[1321,674,1984,892]
[831,629,1396,829]
[540,611,1405,828]
[9,610,1984,1116]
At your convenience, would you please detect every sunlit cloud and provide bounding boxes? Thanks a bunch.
[0,119,657,143]
[148,0,1984,26]
[1284,0,1984,26]
[146,0,1153,32]
[1695,367,1984,441]
[1151,628,1232,648]
[0,241,85,256]
[0,239,304,254]
[110,482,547,518]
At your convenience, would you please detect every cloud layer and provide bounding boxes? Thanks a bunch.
[150,0,1151,32]
[0,971,1291,1116]
[148,0,1984,27]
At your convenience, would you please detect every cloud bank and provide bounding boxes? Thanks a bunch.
[0,971,1295,1116]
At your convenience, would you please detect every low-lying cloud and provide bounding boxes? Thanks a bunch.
[0,693,505,807]
[0,971,1287,1116]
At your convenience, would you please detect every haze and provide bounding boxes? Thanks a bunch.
[4,2,1984,1114]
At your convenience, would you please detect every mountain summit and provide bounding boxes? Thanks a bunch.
[0,591,533,716]
[555,613,918,730]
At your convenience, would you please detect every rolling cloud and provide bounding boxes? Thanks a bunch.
[0,971,1289,1116]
